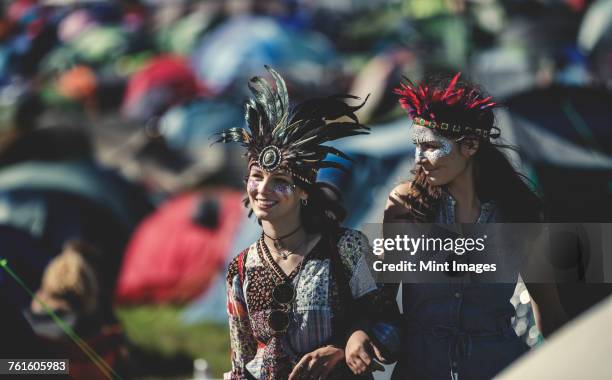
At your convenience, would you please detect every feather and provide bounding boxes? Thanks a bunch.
[248,76,277,130]
[318,145,354,161]
[318,160,350,172]
[395,72,498,139]
[442,72,461,100]
[215,66,369,182]
[214,127,251,145]
[266,66,289,119]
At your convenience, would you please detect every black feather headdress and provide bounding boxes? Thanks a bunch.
[216,66,370,184]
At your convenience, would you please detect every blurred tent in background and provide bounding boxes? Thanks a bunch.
[69,25,128,65]
[115,189,243,305]
[577,0,612,55]
[506,85,612,221]
[0,158,153,321]
[0,0,611,378]
[158,99,243,173]
[191,16,336,95]
[153,1,220,56]
[122,55,206,122]
[0,159,151,232]
[159,100,242,153]
[181,214,262,324]
[577,0,612,88]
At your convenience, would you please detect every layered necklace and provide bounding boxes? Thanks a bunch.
[259,236,309,336]
[262,225,304,260]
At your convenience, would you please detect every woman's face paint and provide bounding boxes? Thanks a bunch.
[247,167,296,197]
[410,125,473,186]
[247,178,259,193]
[270,182,296,196]
[411,125,453,165]
[246,165,301,221]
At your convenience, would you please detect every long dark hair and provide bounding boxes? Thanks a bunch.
[396,75,543,223]
[402,142,543,222]
[298,181,345,234]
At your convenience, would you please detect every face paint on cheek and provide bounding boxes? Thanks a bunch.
[247,179,259,193]
[411,127,454,164]
[272,183,295,197]
[423,139,452,163]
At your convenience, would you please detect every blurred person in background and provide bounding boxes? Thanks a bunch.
[218,67,399,379]
[29,240,101,331]
[354,73,566,380]
[25,239,129,380]
[0,87,151,319]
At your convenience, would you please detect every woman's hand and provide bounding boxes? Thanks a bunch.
[345,330,385,375]
[288,345,344,380]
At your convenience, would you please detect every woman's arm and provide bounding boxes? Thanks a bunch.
[339,230,402,374]
[384,183,412,222]
[345,284,400,374]
[226,256,258,379]
[345,186,411,374]
[288,345,345,380]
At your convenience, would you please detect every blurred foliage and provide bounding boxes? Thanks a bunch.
[117,306,230,379]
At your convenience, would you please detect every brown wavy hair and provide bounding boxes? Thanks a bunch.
[396,75,543,223]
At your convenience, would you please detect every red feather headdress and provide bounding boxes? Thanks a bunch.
[394,72,500,139]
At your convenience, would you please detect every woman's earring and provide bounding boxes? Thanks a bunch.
[301,198,308,206]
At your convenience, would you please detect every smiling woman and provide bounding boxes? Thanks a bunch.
[247,167,300,218]
[215,67,399,380]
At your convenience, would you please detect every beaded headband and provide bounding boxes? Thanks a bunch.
[412,117,491,139]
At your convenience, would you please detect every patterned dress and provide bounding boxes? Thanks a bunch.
[226,228,398,380]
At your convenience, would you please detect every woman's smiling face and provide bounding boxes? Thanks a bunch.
[247,165,306,222]
[411,125,474,186]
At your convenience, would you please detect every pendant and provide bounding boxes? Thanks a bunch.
[274,241,289,259]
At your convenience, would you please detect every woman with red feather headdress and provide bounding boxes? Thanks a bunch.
[345,73,557,380]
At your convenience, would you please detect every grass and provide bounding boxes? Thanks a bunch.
[116,305,230,379]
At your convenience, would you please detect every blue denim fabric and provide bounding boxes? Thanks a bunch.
[392,192,529,380]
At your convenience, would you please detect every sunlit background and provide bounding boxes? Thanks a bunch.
[1,0,611,379]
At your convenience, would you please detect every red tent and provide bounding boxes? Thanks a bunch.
[122,55,206,121]
[115,190,244,304]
